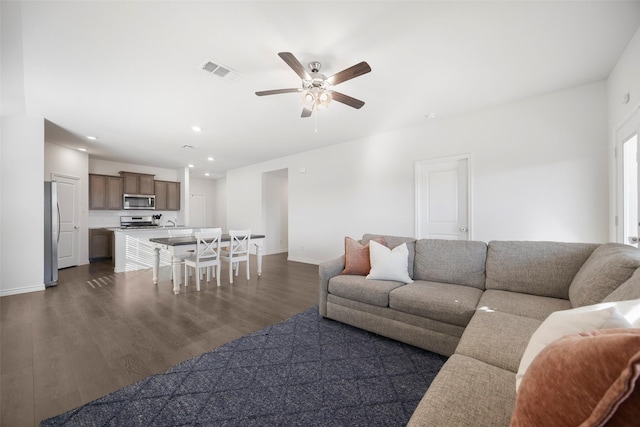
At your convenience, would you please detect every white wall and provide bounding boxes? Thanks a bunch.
[44,142,90,265]
[1,115,45,296]
[226,81,609,264]
[608,27,640,130]
[214,177,227,231]
[189,177,218,227]
[607,26,640,241]
[89,158,180,181]
[1,2,48,296]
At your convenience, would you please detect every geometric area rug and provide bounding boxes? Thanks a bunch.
[41,306,447,426]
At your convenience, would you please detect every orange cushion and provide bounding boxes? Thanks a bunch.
[510,328,640,427]
[341,236,386,276]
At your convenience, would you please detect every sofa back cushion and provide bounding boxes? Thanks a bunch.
[414,239,487,289]
[569,243,640,307]
[485,241,598,299]
[604,267,640,303]
[362,234,416,280]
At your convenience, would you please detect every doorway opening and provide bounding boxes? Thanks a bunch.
[261,169,289,255]
[617,108,640,246]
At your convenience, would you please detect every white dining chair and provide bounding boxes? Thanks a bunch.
[221,230,251,284]
[168,228,193,237]
[198,228,222,278]
[184,228,222,290]
[167,228,194,278]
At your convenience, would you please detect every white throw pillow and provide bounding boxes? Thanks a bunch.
[515,299,640,392]
[366,240,413,284]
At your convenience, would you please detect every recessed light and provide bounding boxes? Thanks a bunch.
[86,136,97,140]
[207,157,214,161]
[192,126,202,132]
[188,164,194,168]
[205,173,210,177]
[425,113,438,119]
[78,148,88,152]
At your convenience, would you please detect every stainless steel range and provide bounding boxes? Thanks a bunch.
[120,215,158,228]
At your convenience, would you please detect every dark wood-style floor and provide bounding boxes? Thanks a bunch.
[0,254,319,427]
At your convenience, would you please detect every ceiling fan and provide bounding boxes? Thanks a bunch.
[256,52,371,118]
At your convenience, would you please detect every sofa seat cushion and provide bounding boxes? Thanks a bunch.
[328,275,406,307]
[478,289,572,321]
[455,311,542,373]
[569,243,640,307]
[407,354,516,427]
[389,281,483,327]
[414,239,487,289]
[485,241,598,299]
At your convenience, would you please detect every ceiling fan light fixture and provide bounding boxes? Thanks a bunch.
[318,91,332,108]
[301,91,316,108]
[301,88,332,110]
[257,52,370,118]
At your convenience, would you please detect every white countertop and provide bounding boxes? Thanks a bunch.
[110,225,196,232]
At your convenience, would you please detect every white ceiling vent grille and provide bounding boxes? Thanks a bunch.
[201,60,239,80]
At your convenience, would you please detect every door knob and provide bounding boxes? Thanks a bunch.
[74,225,79,230]
[628,236,639,244]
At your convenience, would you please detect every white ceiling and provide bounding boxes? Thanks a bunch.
[16,1,640,178]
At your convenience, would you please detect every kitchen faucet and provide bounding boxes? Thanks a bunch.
[167,218,177,227]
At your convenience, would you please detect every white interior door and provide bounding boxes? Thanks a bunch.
[618,108,640,246]
[416,156,470,240]
[189,194,206,227]
[53,174,80,268]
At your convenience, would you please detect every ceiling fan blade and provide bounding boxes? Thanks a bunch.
[278,52,311,80]
[301,107,313,118]
[255,88,300,96]
[327,62,371,86]
[330,91,365,109]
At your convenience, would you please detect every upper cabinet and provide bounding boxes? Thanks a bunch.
[120,172,155,195]
[155,180,180,211]
[90,172,180,211]
[89,174,123,210]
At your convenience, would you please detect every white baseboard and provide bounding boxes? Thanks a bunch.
[0,284,46,297]
[263,249,288,256]
[286,256,320,265]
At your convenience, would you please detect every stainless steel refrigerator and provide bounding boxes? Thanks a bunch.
[44,181,59,287]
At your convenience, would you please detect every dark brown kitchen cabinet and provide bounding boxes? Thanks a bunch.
[89,228,113,261]
[120,172,155,195]
[89,174,123,210]
[154,180,181,211]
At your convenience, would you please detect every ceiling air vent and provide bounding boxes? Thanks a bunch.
[201,60,239,80]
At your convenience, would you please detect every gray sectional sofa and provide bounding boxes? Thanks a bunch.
[318,234,640,426]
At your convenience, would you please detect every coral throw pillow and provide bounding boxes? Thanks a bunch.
[516,304,632,391]
[341,236,385,276]
[510,328,640,427]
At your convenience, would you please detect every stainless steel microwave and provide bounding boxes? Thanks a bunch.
[123,194,155,210]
